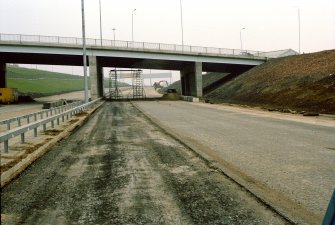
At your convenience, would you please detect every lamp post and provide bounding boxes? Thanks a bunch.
[81,0,88,103]
[179,0,184,50]
[99,0,103,46]
[240,27,245,52]
[112,28,116,46]
[298,8,301,54]
[132,9,136,43]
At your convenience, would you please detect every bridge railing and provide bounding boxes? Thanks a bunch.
[0,33,266,58]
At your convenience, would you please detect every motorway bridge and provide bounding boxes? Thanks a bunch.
[0,33,267,98]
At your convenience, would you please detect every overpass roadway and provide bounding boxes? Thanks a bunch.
[134,100,335,225]
[0,33,266,98]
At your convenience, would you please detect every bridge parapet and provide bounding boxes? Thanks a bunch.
[0,33,266,59]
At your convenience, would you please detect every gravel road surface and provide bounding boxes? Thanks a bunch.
[135,100,335,224]
[1,102,287,225]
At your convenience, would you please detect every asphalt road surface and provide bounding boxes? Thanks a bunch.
[1,102,287,225]
[135,101,335,224]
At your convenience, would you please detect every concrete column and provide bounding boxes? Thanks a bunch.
[180,61,203,97]
[89,56,103,99]
[0,62,6,88]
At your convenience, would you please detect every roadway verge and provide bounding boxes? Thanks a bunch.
[1,100,105,188]
[131,101,322,225]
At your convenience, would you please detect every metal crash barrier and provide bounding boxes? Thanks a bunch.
[0,98,101,153]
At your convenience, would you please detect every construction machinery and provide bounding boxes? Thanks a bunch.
[0,88,19,104]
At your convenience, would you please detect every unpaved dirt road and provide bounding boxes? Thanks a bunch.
[1,102,287,225]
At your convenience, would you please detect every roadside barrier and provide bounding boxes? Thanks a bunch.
[0,101,82,131]
[0,98,101,153]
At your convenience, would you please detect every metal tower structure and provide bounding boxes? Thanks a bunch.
[132,69,145,99]
[108,69,123,99]
[108,69,145,100]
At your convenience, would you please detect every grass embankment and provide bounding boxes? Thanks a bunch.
[7,66,86,96]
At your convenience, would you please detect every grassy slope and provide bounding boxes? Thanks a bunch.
[205,50,335,113]
[7,66,130,96]
[7,66,85,95]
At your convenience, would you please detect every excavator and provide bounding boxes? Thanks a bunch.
[153,80,169,90]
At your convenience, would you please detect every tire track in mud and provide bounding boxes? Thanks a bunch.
[1,102,288,225]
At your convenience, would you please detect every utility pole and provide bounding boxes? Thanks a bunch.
[240,27,245,52]
[179,0,184,50]
[298,8,301,54]
[132,9,136,43]
[99,0,103,46]
[81,0,88,103]
[112,28,116,45]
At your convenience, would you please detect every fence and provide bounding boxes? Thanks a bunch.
[0,98,101,153]
[0,33,265,58]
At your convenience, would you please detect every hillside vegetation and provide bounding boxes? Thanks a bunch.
[205,50,335,114]
[6,66,128,97]
[7,66,85,96]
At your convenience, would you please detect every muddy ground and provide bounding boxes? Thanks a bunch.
[1,102,288,225]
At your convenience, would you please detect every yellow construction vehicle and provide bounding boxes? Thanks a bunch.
[0,88,19,104]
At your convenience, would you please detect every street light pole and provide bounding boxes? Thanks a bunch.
[240,27,245,52]
[132,9,136,42]
[298,8,301,54]
[99,0,103,46]
[81,0,88,103]
[179,0,184,50]
[112,28,116,45]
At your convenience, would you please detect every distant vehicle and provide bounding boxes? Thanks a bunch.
[153,80,169,90]
[0,88,19,104]
[241,51,254,56]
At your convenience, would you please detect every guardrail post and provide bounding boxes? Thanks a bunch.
[4,140,9,153]
[57,117,60,125]
[27,116,30,124]
[43,124,46,132]
[34,128,38,137]
[34,113,37,121]
[40,112,43,119]
[7,121,10,130]
[18,118,21,127]
[21,133,25,143]
[46,111,49,117]
[51,120,54,128]
[62,114,65,122]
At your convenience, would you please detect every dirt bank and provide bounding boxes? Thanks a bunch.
[205,50,335,114]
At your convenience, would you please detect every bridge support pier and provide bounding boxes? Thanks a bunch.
[180,62,202,97]
[89,56,103,100]
[0,62,6,88]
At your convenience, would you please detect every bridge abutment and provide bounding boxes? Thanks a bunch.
[89,56,103,100]
[180,62,202,97]
[0,62,6,88]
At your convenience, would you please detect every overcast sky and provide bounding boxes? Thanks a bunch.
[1,0,334,80]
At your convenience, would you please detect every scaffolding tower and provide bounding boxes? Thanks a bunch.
[108,69,123,99]
[132,69,146,99]
[108,69,146,100]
